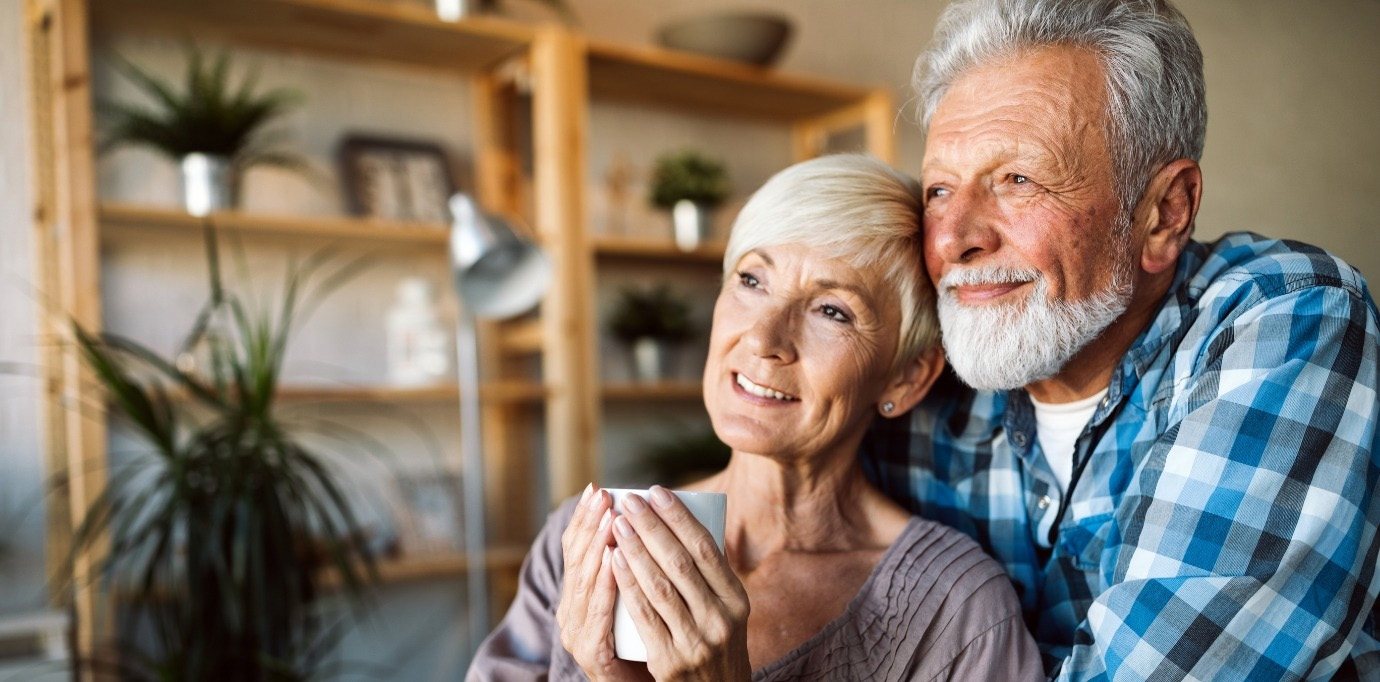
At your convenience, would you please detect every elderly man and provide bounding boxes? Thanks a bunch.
[864,0,1380,679]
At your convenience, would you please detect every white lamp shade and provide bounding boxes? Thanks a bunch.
[449,194,552,319]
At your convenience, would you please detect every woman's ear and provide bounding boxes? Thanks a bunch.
[879,345,945,417]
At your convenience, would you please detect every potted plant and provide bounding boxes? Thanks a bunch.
[100,48,305,216]
[607,284,694,383]
[638,426,732,485]
[649,150,730,251]
[68,230,379,680]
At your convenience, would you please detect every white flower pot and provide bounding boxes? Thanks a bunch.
[631,337,673,383]
[180,153,239,217]
[672,199,711,252]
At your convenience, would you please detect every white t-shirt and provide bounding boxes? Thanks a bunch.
[1030,388,1108,495]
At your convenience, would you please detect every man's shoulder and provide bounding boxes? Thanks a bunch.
[1186,231,1373,312]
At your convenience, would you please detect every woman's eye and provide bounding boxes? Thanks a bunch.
[820,304,851,323]
[1010,174,1030,184]
[737,271,760,289]
[925,186,949,200]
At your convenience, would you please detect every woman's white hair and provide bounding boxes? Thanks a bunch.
[915,0,1206,217]
[723,154,938,371]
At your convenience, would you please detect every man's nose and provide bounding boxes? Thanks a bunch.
[926,185,1000,265]
[743,303,797,363]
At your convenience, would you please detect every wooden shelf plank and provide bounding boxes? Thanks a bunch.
[154,382,547,405]
[587,40,876,121]
[321,545,528,590]
[279,381,548,404]
[602,381,703,402]
[101,203,450,247]
[592,234,726,265]
[90,0,533,72]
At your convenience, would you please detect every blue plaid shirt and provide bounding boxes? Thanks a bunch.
[863,232,1380,680]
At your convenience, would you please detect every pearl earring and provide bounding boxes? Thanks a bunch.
[882,401,895,414]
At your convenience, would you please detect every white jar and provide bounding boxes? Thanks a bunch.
[386,278,452,386]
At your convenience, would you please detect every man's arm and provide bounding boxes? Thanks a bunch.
[1059,282,1380,680]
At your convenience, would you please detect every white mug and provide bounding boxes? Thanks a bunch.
[604,488,727,662]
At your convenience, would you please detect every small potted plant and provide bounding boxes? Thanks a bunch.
[100,48,305,216]
[638,426,732,485]
[649,150,730,251]
[608,284,694,382]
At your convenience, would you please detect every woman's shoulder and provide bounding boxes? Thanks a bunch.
[878,515,1025,625]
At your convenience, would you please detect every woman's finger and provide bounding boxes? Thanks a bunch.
[560,483,598,569]
[620,492,726,614]
[612,511,698,640]
[611,546,674,653]
[644,486,743,604]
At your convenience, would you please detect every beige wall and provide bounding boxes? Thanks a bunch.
[569,0,1380,280]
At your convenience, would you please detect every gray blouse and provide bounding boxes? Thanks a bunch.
[469,500,1043,681]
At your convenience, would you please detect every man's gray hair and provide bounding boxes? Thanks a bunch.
[915,0,1206,216]
[723,154,939,371]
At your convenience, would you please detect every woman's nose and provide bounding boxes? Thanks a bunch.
[743,304,797,363]
[926,186,1001,265]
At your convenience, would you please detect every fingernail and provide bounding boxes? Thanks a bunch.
[580,483,592,505]
[602,547,611,567]
[613,548,628,569]
[597,509,612,531]
[623,494,646,514]
[615,516,634,538]
[650,485,674,509]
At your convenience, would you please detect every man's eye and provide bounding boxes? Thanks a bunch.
[737,271,760,289]
[926,186,950,199]
[820,304,851,323]
[1010,174,1030,184]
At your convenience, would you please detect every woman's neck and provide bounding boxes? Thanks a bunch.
[692,449,901,573]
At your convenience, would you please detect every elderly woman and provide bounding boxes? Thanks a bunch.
[470,154,1041,680]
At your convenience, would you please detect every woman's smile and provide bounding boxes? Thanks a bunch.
[733,372,800,404]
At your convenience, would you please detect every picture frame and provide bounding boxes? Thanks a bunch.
[389,470,465,555]
[338,134,458,223]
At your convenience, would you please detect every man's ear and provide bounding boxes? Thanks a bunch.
[1136,158,1202,275]
[879,345,945,417]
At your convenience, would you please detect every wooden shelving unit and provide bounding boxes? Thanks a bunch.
[29,0,894,665]
[592,234,726,265]
[320,546,528,590]
[602,381,705,402]
[101,203,451,247]
[89,0,533,72]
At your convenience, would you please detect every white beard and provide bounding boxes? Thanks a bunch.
[937,261,1133,391]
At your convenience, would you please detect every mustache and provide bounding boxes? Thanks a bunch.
[938,265,1043,291]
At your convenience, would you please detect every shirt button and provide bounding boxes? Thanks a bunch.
[1012,432,1027,447]
[1037,495,1052,510]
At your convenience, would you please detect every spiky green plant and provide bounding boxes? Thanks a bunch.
[69,224,377,681]
[100,48,304,172]
[649,150,730,209]
[607,284,694,344]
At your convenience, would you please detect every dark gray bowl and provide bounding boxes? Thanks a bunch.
[656,12,793,67]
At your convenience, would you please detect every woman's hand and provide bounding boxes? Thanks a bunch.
[557,485,652,682]
[611,486,751,682]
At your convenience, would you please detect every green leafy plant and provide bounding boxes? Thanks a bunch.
[100,48,304,172]
[607,284,694,344]
[638,426,732,485]
[649,150,730,209]
[69,226,377,681]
